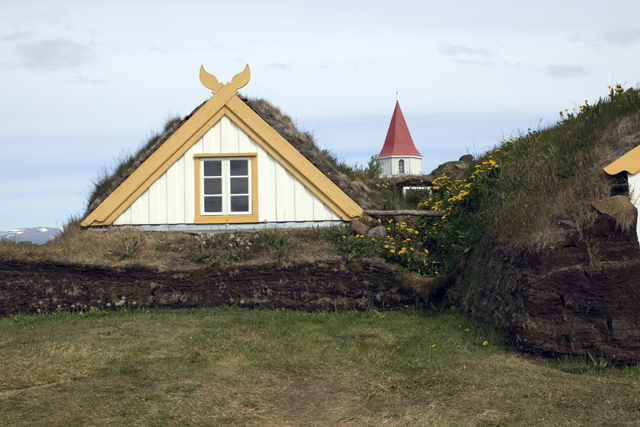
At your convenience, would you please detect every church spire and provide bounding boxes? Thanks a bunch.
[378,101,421,157]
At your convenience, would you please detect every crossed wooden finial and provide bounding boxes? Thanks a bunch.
[199,64,251,95]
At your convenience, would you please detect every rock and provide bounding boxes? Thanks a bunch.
[592,195,637,232]
[459,154,473,162]
[350,219,369,236]
[366,225,386,238]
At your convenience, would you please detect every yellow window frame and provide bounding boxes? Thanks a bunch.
[194,153,258,224]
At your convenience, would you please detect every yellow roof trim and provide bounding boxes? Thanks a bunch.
[82,65,363,227]
[81,85,235,227]
[604,145,640,175]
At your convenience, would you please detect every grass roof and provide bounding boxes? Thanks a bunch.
[82,95,379,224]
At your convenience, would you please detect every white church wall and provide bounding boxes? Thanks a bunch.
[378,155,423,177]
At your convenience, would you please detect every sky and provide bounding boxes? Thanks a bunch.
[2,0,640,230]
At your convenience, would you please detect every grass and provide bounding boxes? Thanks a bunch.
[427,85,640,329]
[1,308,640,426]
[86,114,184,214]
[0,221,339,269]
[475,85,640,247]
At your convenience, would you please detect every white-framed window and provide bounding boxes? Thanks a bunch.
[201,157,252,215]
[398,159,405,174]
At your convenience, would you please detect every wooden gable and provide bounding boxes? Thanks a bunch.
[81,65,363,227]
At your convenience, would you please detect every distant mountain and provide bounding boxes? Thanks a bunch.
[0,227,61,244]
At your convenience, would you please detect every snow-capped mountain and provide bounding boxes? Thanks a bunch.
[0,227,62,244]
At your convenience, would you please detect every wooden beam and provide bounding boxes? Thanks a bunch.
[364,210,447,217]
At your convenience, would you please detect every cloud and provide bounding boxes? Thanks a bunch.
[601,26,640,46]
[348,57,376,69]
[438,44,494,66]
[569,26,640,48]
[66,71,108,85]
[1,31,34,42]
[265,62,293,70]
[316,61,336,69]
[438,44,492,57]
[226,56,245,65]
[15,39,95,71]
[544,65,589,79]
[451,58,494,66]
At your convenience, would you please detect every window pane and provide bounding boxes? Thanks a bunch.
[230,160,248,176]
[230,177,248,194]
[204,178,222,195]
[230,195,249,212]
[204,160,221,177]
[204,196,222,213]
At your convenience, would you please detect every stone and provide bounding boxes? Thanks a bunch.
[366,225,386,238]
[459,154,474,162]
[592,195,637,231]
[592,195,636,218]
[350,219,369,236]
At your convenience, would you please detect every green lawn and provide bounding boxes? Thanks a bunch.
[1,308,639,426]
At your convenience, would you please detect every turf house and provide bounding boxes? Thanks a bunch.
[81,65,365,232]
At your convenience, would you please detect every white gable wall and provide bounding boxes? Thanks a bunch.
[114,116,340,225]
[628,171,640,244]
[379,155,423,177]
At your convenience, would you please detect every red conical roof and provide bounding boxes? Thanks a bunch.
[378,101,422,157]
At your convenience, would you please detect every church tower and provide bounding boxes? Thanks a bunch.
[377,101,422,177]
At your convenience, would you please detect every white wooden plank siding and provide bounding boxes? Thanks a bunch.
[379,155,422,177]
[114,116,340,225]
[628,171,640,244]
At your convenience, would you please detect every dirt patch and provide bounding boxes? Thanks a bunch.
[237,374,362,426]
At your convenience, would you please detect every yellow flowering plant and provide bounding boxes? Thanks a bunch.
[416,159,500,274]
[332,157,501,277]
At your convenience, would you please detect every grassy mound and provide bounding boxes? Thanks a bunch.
[448,84,640,327]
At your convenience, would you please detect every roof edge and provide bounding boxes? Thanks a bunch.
[604,144,640,175]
